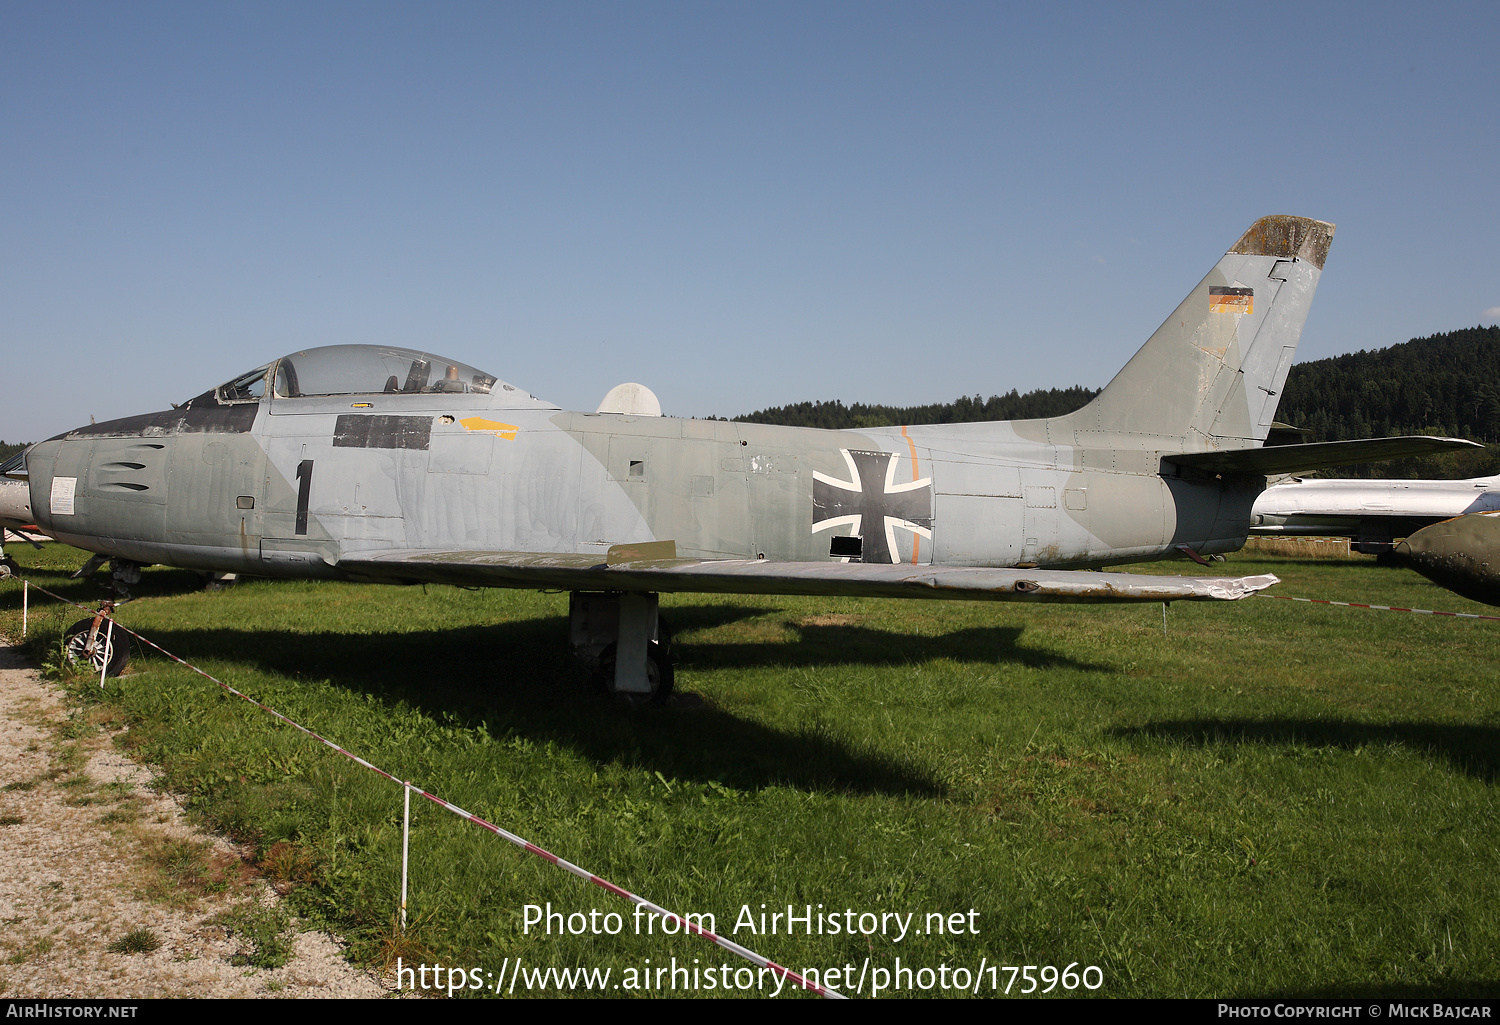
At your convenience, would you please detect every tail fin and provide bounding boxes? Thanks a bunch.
[1049,215,1334,452]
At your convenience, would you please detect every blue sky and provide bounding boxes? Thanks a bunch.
[3,2,1498,441]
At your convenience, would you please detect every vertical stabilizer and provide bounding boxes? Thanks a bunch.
[1049,215,1334,452]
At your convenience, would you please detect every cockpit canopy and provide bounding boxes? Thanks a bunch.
[199,345,521,405]
[274,345,498,398]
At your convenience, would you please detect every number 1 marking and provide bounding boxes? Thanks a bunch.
[295,459,313,535]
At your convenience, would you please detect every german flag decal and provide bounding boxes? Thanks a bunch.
[1209,286,1253,314]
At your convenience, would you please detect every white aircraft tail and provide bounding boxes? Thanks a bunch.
[1048,215,1334,452]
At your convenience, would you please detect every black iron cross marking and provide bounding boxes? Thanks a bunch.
[812,449,933,564]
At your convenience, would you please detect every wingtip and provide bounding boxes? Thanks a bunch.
[1244,573,1281,594]
[1201,573,1281,600]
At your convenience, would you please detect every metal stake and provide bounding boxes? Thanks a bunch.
[401,780,411,931]
[1162,602,1168,637]
[22,580,27,637]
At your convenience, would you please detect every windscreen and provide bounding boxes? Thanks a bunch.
[216,365,271,402]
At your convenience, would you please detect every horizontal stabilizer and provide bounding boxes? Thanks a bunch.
[341,550,1279,604]
[1168,436,1482,476]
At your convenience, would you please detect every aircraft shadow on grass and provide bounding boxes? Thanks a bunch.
[0,563,211,600]
[632,602,1106,672]
[677,620,1107,674]
[1112,718,1500,784]
[129,613,952,797]
[653,602,780,635]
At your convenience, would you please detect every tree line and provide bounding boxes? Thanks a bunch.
[1277,326,1500,442]
[732,386,1100,431]
[733,325,1500,478]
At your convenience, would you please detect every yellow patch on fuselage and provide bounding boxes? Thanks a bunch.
[460,417,520,441]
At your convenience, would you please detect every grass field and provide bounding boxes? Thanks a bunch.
[1,541,1496,998]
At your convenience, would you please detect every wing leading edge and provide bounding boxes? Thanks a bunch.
[340,547,1277,604]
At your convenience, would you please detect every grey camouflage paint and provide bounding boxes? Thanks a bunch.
[24,216,1352,599]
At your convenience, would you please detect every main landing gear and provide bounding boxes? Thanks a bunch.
[569,591,674,706]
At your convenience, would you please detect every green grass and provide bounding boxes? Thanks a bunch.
[219,903,295,969]
[2,543,1497,997]
[107,927,162,955]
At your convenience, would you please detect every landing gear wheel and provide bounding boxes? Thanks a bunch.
[200,572,237,592]
[63,618,129,678]
[0,556,18,580]
[594,640,674,706]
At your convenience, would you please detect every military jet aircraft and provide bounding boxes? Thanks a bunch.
[1251,474,1500,553]
[14,215,1480,700]
[1394,511,1500,606]
[0,451,43,578]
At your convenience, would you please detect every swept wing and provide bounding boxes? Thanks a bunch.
[341,544,1277,604]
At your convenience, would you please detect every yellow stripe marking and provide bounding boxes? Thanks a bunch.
[459,417,520,441]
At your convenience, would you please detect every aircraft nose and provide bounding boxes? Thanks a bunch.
[1394,512,1500,607]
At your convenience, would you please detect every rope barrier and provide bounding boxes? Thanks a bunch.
[1246,536,1353,544]
[1236,537,1356,546]
[1263,592,1500,622]
[13,579,845,999]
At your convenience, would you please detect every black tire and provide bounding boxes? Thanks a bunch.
[594,640,674,706]
[63,618,129,678]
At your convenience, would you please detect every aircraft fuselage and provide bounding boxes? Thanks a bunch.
[25,393,1257,578]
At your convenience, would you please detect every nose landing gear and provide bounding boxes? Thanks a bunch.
[62,604,129,678]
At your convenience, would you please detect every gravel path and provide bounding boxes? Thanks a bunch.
[0,637,389,998]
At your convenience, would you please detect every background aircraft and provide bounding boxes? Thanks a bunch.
[12,216,1480,700]
[1250,474,1500,553]
[1395,511,1500,606]
[1247,474,1500,605]
[0,451,42,578]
